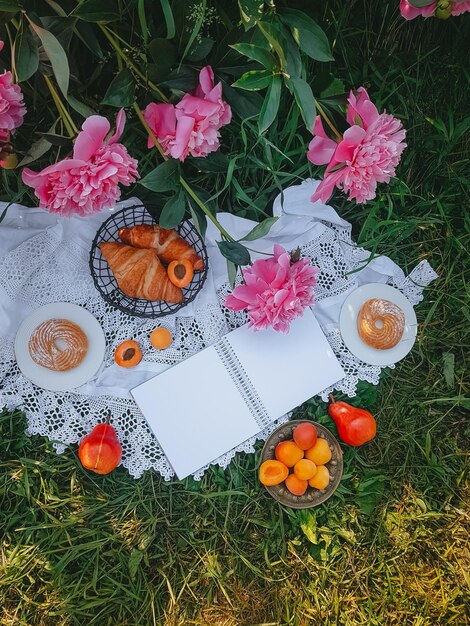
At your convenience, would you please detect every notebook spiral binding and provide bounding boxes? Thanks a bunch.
[215,337,271,430]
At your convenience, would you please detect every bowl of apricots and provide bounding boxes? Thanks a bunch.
[259,420,343,508]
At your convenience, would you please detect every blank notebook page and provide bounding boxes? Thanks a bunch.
[225,307,345,418]
[131,345,259,479]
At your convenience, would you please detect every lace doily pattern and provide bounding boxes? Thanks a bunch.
[0,201,437,479]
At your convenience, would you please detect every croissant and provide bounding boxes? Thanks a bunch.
[118,224,204,270]
[99,242,183,303]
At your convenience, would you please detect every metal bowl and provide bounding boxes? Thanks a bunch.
[260,420,343,508]
[89,204,208,318]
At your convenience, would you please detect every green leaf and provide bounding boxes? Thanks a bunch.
[352,381,378,408]
[257,21,287,70]
[299,510,318,545]
[159,66,198,92]
[284,29,302,78]
[14,22,39,82]
[139,160,180,193]
[407,0,435,6]
[222,83,264,118]
[18,136,53,166]
[320,77,345,98]
[40,16,76,51]
[240,216,279,241]
[27,18,69,97]
[280,9,333,62]
[227,259,238,289]
[232,69,273,91]
[128,549,143,581]
[443,352,455,389]
[74,20,104,58]
[230,43,276,69]
[217,241,251,266]
[258,75,281,134]
[36,132,71,147]
[356,472,387,516]
[186,37,214,62]
[238,0,265,29]
[101,69,135,107]
[0,0,20,11]
[67,94,96,118]
[138,0,149,44]
[72,0,120,22]
[148,38,177,65]
[18,121,58,167]
[160,0,175,38]
[288,77,316,131]
[160,190,186,229]
[147,38,177,81]
[187,200,207,240]
[189,151,229,173]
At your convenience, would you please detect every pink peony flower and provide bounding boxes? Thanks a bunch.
[400,0,436,19]
[451,0,470,14]
[308,88,406,205]
[0,49,26,131]
[225,244,319,333]
[22,109,139,217]
[143,65,231,161]
[400,0,470,19]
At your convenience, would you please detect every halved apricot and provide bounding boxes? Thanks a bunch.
[114,340,142,368]
[150,327,172,350]
[275,440,304,467]
[259,460,289,486]
[167,259,194,288]
[293,458,317,481]
[308,465,330,490]
[305,438,332,465]
[285,474,308,496]
[293,422,318,450]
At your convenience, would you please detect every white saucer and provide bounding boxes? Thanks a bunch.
[15,302,106,391]
[339,283,417,366]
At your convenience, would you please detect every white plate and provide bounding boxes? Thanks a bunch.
[15,302,106,391]
[339,283,417,366]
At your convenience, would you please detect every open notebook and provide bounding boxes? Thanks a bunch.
[131,308,345,479]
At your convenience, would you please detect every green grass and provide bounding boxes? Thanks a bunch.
[1,1,469,624]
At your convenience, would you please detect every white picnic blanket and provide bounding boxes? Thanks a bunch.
[0,179,437,478]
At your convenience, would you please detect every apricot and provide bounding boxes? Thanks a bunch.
[293,422,318,450]
[308,465,330,490]
[293,458,317,481]
[167,259,194,288]
[285,474,308,496]
[114,340,142,368]
[259,460,289,486]
[305,438,332,465]
[275,440,304,467]
[150,327,172,350]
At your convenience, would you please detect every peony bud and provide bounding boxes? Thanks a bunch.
[435,0,453,18]
[0,152,18,169]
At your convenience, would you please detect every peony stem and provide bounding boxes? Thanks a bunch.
[133,102,234,242]
[132,102,168,160]
[179,179,234,241]
[99,25,169,103]
[315,100,343,142]
[43,75,78,137]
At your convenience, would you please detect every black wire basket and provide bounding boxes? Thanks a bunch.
[89,204,209,318]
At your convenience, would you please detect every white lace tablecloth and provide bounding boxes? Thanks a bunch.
[0,179,437,479]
